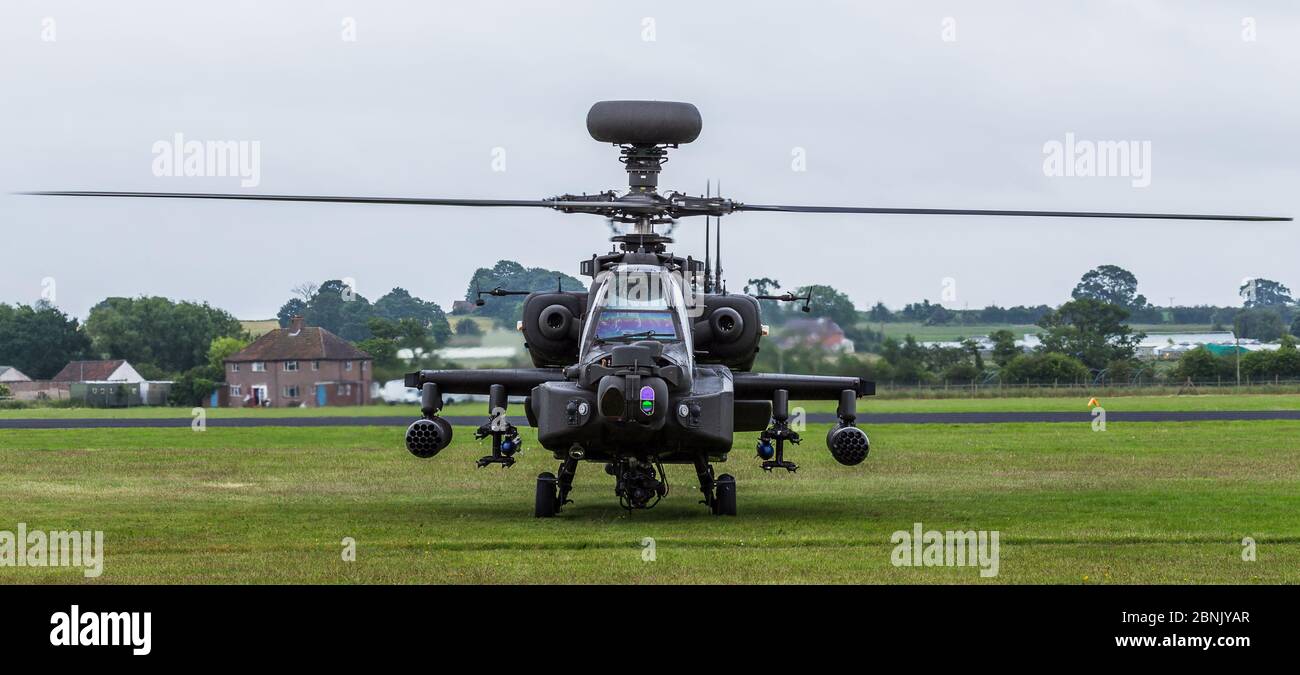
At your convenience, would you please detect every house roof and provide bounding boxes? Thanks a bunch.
[0,366,31,381]
[51,360,127,382]
[226,326,371,362]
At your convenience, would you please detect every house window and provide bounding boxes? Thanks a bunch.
[284,360,299,372]
[360,361,366,371]
[251,362,266,372]
[230,385,242,396]
[345,361,353,372]
[311,360,320,371]
[230,363,240,372]
[282,385,301,398]
[337,384,352,396]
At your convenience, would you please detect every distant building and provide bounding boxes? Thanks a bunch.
[51,359,145,383]
[223,316,372,407]
[0,366,31,383]
[777,317,855,353]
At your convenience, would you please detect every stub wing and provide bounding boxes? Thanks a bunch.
[405,368,567,397]
[731,372,874,400]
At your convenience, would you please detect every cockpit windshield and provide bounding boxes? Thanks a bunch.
[593,309,678,343]
[581,264,695,358]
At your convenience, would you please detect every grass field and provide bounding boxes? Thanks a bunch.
[5,393,1300,419]
[2,416,1298,584]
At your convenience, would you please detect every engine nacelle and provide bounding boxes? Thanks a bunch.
[521,291,588,367]
[693,295,762,371]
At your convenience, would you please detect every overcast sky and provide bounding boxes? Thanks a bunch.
[2,1,1296,320]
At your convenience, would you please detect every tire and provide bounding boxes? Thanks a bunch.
[713,474,737,516]
[535,472,558,518]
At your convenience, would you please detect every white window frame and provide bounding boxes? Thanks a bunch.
[283,385,301,398]
[311,360,320,371]
[230,384,242,396]
[345,361,353,372]
[230,363,240,372]
[284,360,299,372]
[251,362,266,372]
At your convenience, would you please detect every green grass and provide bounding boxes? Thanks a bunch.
[795,393,1300,414]
[5,392,1299,419]
[1,419,1297,584]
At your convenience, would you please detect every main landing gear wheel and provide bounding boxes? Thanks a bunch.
[712,474,737,516]
[535,472,558,518]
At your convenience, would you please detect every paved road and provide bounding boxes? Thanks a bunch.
[2,410,1299,429]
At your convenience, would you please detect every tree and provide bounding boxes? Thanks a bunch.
[795,284,861,333]
[1239,278,1293,308]
[1036,298,1143,371]
[276,298,308,328]
[1172,347,1224,381]
[208,336,250,371]
[1071,264,1147,309]
[867,302,893,322]
[302,279,373,341]
[455,318,483,336]
[879,336,930,383]
[84,297,242,375]
[1292,314,1300,339]
[374,287,452,345]
[1000,352,1089,384]
[989,329,1020,367]
[168,369,217,407]
[466,260,585,327]
[744,278,785,324]
[960,338,984,371]
[278,282,452,345]
[0,302,92,379]
[1233,308,1286,342]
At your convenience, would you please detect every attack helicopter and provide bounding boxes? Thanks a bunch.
[25,100,1290,516]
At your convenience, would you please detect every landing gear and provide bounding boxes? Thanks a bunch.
[535,472,557,518]
[713,474,737,516]
[694,456,736,516]
[534,456,579,517]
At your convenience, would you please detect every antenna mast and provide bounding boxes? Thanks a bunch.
[715,180,724,293]
[704,180,713,293]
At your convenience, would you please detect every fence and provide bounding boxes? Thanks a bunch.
[873,378,1300,399]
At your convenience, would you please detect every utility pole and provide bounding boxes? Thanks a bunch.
[1235,316,1242,386]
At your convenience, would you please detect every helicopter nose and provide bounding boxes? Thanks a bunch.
[595,375,667,427]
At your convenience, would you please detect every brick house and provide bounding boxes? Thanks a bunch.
[223,317,372,407]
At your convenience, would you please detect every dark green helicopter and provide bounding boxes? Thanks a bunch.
[26,101,1290,516]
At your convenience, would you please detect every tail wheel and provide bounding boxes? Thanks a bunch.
[535,472,558,518]
[713,474,737,516]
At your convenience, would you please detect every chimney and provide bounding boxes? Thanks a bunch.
[289,315,304,335]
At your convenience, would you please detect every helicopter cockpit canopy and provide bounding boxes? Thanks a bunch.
[582,264,695,368]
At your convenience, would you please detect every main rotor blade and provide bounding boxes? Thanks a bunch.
[733,203,1291,222]
[18,190,583,208]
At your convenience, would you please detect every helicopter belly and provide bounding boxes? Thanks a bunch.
[530,374,733,462]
